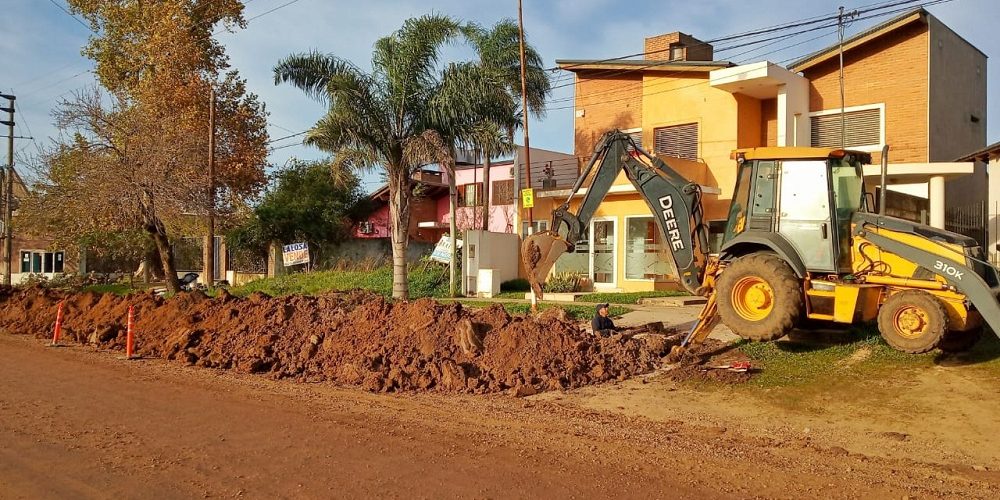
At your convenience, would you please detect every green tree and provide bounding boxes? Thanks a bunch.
[463,20,550,231]
[228,160,369,262]
[274,15,521,299]
[27,0,270,292]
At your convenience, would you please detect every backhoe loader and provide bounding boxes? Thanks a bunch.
[523,130,1000,354]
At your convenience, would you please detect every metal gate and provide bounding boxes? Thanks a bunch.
[945,200,987,249]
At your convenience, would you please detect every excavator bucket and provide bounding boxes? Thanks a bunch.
[521,230,572,300]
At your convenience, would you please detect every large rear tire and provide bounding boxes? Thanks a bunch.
[717,252,803,342]
[876,290,948,354]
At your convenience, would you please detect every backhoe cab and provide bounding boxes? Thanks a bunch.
[524,130,1000,355]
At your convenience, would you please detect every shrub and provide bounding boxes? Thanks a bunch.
[545,272,582,293]
[500,278,530,292]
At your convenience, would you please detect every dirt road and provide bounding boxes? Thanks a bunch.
[2,334,997,499]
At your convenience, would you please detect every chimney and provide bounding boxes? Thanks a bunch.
[643,32,713,62]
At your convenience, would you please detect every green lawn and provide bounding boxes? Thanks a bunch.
[231,265,450,298]
[726,323,1000,395]
[576,290,689,304]
[492,290,689,303]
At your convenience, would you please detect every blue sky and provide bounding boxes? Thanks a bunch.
[3,0,997,193]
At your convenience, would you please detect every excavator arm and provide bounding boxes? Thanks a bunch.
[522,130,719,353]
[522,130,711,297]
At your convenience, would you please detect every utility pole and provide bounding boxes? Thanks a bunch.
[517,0,533,229]
[204,87,216,287]
[1,94,15,286]
[837,7,857,149]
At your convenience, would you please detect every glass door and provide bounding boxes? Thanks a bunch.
[590,218,617,288]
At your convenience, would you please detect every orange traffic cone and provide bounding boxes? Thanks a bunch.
[49,300,65,347]
[125,305,136,360]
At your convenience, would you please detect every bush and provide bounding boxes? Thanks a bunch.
[500,278,530,292]
[16,273,114,291]
[545,272,582,293]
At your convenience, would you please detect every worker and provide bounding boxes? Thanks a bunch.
[592,303,616,337]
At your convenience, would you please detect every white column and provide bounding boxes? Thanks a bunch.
[929,175,946,229]
[776,75,810,147]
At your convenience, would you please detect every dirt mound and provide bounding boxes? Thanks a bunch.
[0,287,676,394]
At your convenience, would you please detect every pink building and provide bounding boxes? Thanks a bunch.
[354,146,577,242]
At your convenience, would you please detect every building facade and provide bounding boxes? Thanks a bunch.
[538,7,986,292]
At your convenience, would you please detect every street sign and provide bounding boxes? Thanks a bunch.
[521,188,534,208]
[282,242,310,266]
[429,235,462,264]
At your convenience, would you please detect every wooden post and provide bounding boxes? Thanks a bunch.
[204,87,216,287]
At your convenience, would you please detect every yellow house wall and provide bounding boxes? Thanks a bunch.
[531,71,754,291]
[641,73,747,221]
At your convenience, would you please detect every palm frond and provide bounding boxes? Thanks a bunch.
[273,51,361,103]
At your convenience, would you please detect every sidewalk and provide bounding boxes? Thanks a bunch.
[441,296,739,343]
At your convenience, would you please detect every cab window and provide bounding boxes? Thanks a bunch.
[724,161,753,243]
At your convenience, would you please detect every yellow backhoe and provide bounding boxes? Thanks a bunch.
[523,130,999,354]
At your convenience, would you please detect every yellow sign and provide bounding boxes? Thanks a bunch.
[521,188,534,208]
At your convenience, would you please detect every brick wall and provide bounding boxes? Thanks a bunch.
[573,72,643,159]
[644,32,713,61]
[802,21,929,163]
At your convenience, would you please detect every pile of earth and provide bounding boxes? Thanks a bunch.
[0,287,679,395]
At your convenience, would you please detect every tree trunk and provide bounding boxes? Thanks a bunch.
[140,192,181,292]
[388,167,411,300]
[481,147,491,232]
[147,222,181,293]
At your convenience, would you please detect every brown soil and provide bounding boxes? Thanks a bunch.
[663,338,755,384]
[0,287,682,394]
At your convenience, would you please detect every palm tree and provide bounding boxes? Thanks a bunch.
[274,15,517,299]
[463,20,551,232]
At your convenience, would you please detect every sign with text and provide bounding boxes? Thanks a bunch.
[282,242,310,266]
[429,235,462,264]
[521,188,534,208]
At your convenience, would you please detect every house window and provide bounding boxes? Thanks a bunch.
[625,217,671,280]
[810,105,883,150]
[492,179,515,205]
[669,43,685,61]
[520,220,549,238]
[654,123,698,160]
[20,250,65,274]
[458,182,483,207]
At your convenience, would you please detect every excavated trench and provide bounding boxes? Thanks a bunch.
[0,287,737,394]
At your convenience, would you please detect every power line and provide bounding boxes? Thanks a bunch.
[545,25,840,107]
[542,33,839,113]
[266,131,308,145]
[46,0,94,33]
[547,0,910,72]
[19,0,281,101]
[549,0,941,80]
[11,100,44,157]
[541,0,953,108]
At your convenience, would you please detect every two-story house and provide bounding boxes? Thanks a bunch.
[540,7,986,292]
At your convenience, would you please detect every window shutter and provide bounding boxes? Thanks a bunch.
[492,179,515,205]
[654,123,698,160]
[626,130,643,152]
[810,108,881,148]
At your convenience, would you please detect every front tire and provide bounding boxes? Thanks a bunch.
[877,290,948,353]
[717,253,803,341]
